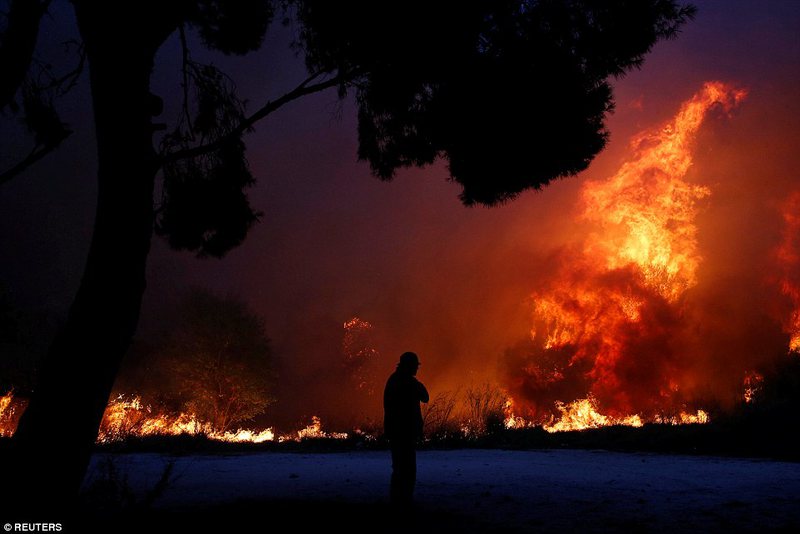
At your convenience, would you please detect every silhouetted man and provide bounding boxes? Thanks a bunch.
[384,351,429,504]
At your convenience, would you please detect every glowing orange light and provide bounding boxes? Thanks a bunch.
[519,82,747,426]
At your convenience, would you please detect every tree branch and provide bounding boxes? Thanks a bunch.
[0,130,72,186]
[178,25,194,135]
[0,0,52,110]
[34,41,86,97]
[160,70,355,166]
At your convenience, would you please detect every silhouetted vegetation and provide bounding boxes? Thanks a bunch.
[112,288,275,433]
[163,289,274,432]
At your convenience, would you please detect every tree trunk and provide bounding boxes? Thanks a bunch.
[6,2,176,516]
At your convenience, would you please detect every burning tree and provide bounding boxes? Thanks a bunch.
[505,82,747,424]
[341,317,380,397]
[160,289,274,433]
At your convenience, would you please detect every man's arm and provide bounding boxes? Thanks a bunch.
[416,379,429,403]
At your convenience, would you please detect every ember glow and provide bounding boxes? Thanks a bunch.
[505,82,751,426]
[742,371,764,404]
[342,317,380,396]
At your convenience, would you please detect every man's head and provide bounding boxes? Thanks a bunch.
[398,351,420,375]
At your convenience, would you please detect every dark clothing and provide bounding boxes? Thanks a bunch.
[384,368,429,503]
[390,438,417,504]
[383,371,429,441]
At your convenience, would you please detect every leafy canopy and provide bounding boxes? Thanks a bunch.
[4,1,696,255]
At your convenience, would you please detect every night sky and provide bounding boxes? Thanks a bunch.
[2,1,800,424]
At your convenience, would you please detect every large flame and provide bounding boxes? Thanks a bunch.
[508,82,747,425]
[775,192,800,351]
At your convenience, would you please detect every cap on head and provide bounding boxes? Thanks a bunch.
[399,351,420,367]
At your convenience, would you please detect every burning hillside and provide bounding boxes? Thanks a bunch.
[503,81,800,428]
[3,83,799,443]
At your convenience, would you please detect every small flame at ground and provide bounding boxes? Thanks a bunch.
[504,396,709,433]
[95,395,342,444]
[543,397,644,433]
[295,415,348,440]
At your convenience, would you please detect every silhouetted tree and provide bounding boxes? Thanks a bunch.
[748,354,800,418]
[162,289,274,432]
[0,286,54,397]
[0,0,696,509]
[111,289,274,432]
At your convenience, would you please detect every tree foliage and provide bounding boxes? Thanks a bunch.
[160,288,274,432]
[293,0,696,205]
[2,0,696,247]
[749,354,800,416]
[186,0,274,55]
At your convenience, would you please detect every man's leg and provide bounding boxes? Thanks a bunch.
[390,442,402,502]
[390,439,416,504]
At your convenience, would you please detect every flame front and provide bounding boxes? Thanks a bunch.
[94,395,347,444]
[775,192,800,351]
[509,82,747,424]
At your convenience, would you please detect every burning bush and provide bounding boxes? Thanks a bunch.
[161,289,275,433]
[0,391,27,437]
[110,288,275,435]
[422,390,459,439]
[464,384,506,435]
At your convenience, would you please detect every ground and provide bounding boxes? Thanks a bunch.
[80,449,800,533]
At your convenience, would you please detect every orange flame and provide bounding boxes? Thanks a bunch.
[0,391,26,437]
[775,192,800,351]
[295,415,348,440]
[543,397,644,432]
[95,395,349,444]
[512,82,747,424]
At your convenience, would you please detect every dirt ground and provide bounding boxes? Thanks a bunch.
[79,449,800,533]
